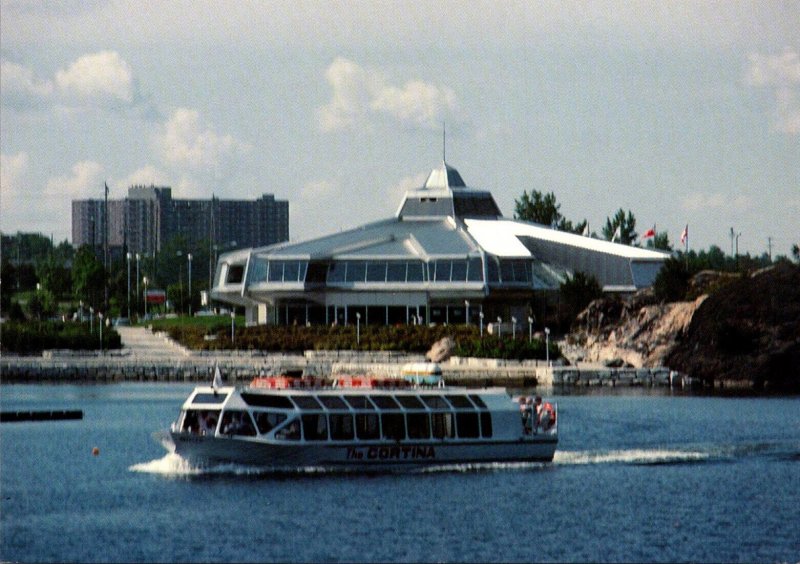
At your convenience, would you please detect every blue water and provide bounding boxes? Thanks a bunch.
[1,383,798,563]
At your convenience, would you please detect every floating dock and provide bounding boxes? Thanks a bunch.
[0,410,83,423]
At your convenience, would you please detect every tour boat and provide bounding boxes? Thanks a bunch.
[160,364,558,471]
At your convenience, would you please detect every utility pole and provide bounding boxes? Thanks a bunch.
[767,236,772,262]
[104,182,109,311]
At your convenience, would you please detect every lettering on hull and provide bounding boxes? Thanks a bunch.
[346,445,436,461]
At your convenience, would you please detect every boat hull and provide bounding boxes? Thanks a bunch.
[169,431,557,471]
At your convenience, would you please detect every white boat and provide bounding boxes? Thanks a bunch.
[161,366,558,471]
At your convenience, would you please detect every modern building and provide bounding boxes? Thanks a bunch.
[72,186,289,259]
[211,161,668,327]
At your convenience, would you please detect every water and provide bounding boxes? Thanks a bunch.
[1,383,798,563]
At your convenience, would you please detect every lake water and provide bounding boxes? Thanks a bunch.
[1,383,798,563]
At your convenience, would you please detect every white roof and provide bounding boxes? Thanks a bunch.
[465,219,670,260]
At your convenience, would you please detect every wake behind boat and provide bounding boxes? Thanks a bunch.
[160,364,558,472]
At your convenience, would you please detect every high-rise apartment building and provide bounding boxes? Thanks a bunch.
[72,186,289,257]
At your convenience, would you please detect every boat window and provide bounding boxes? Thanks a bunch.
[274,418,301,441]
[480,412,493,438]
[431,412,455,439]
[370,396,401,410]
[343,395,375,410]
[468,394,487,408]
[396,395,424,409]
[191,393,227,404]
[302,414,328,441]
[220,410,257,436]
[254,411,287,434]
[290,395,323,410]
[181,409,220,435]
[329,414,355,441]
[456,412,480,438]
[355,413,380,440]
[318,396,348,410]
[446,395,475,409]
[406,413,430,439]
[381,413,406,440]
[241,393,295,409]
[419,395,451,409]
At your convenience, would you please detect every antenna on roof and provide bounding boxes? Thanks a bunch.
[442,122,446,164]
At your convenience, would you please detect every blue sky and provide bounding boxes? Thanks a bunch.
[1,1,798,257]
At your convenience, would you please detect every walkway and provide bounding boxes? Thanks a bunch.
[115,326,190,359]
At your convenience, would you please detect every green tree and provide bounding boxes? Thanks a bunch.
[645,231,673,251]
[72,246,106,309]
[37,257,72,298]
[559,271,603,325]
[514,190,587,234]
[653,256,694,302]
[792,244,799,263]
[603,209,637,244]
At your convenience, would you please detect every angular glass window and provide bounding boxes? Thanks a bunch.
[290,395,322,409]
[329,414,355,440]
[249,258,268,283]
[283,261,299,282]
[431,412,455,439]
[456,412,480,438]
[343,395,375,410]
[381,413,406,440]
[268,261,283,282]
[386,262,407,282]
[370,395,401,410]
[254,411,287,434]
[302,413,328,441]
[467,258,483,282]
[318,396,348,410]
[446,395,475,409]
[406,413,430,439]
[487,258,500,283]
[274,418,301,440]
[468,395,487,408]
[500,260,515,283]
[434,260,452,282]
[328,262,346,283]
[406,262,424,282]
[420,395,451,409]
[480,411,493,438]
[355,413,380,439]
[450,260,467,282]
[396,395,424,409]
[345,261,366,283]
[366,262,387,282]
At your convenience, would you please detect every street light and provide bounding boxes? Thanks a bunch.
[356,312,361,345]
[464,300,470,326]
[79,300,84,323]
[496,317,502,338]
[479,310,484,337]
[89,307,94,333]
[511,317,517,340]
[545,327,551,365]
[135,253,140,318]
[187,253,193,316]
[230,310,236,345]
[143,277,149,319]
[528,316,533,343]
[98,312,104,352]
[126,252,132,321]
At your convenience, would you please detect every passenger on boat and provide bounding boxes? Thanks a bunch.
[199,411,217,435]
[540,401,556,431]
[533,396,543,433]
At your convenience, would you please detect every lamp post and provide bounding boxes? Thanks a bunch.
[496,317,502,338]
[126,252,132,321]
[479,310,484,337]
[135,253,140,318]
[176,250,183,315]
[356,312,361,345]
[511,317,517,340]
[464,300,470,326]
[230,310,236,345]
[187,253,193,316]
[79,300,84,323]
[98,312,104,352]
[528,316,533,343]
[143,277,149,319]
[89,307,94,333]
[545,327,551,365]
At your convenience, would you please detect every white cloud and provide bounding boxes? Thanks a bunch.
[745,48,800,135]
[0,152,31,193]
[0,60,54,105]
[317,57,460,132]
[300,179,339,200]
[154,108,250,170]
[389,172,427,207]
[55,50,134,105]
[45,160,104,197]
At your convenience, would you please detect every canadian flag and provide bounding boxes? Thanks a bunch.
[642,226,656,239]
[680,224,688,245]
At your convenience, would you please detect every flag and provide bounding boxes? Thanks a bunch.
[582,223,590,237]
[611,225,621,243]
[680,224,688,245]
[643,226,656,239]
[212,365,223,390]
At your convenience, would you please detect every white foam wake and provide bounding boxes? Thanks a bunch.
[554,448,710,466]
[129,453,205,476]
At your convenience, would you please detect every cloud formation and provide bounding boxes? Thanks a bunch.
[1,51,136,111]
[154,108,250,170]
[317,57,459,132]
[681,192,752,212]
[745,48,800,135]
[45,160,104,197]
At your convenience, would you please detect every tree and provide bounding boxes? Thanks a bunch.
[560,271,603,325]
[645,231,673,251]
[603,209,637,245]
[653,256,694,302]
[37,257,72,298]
[792,244,800,263]
[72,246,106,309]
[514,190,587,234]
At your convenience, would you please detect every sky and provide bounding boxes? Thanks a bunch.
[1,0,798,257]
